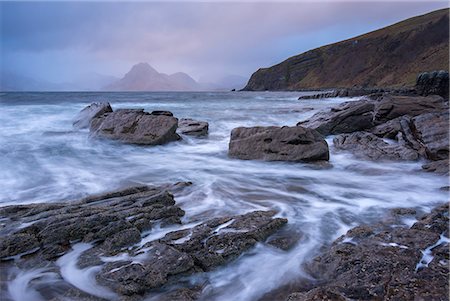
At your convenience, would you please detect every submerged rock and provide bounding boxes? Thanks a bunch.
[286,203,449,301]
[90,109,180,145]
[228,126,329,162]
[422,159,449,175]
[178,118,209,136]
[73,102,113,129]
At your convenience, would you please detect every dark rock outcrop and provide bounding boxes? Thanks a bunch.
[286,203,449,301]
[333,131,419,161]
[243,9,448,91]
[97,210,287,295]
[72,102,113,129]
[178,118,209,136]
[228,126,329,162]
[298,87,414,100]
[0,185,287,299]
[0,185,184,260]
[412,112,449,160]
[416,70,449,99]
[90,109,180,145]
[298,94,447,136]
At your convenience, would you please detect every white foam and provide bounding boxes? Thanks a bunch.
[56,243,118,300]
[416,234,450,271]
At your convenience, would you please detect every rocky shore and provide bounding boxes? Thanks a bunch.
[1,71,449,300]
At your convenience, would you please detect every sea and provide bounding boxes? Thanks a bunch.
[0,91,447,301]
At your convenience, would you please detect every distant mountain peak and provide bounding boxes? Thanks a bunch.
[104,63,201,91]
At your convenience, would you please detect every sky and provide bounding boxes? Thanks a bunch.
[1,1,448,84]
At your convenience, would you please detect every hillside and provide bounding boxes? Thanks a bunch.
[243,9,449,91]
[104,63,202,91]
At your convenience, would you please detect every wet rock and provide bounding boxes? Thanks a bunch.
[73,102,113,129]
[412,112,449,160]
[297,100,375,135]
[286,288,347,301]
[333,131,419,161]
[95,210,287,295]
[416,70,449,98]
[97,242,195,295]
[298,94,447,136]
[422,159,449,175]
[90,109,180,145]
[178,118,209,136]
[228,126,329,162]
[291,203,449,301]
[157,286,203,301]
[0,186,184,260]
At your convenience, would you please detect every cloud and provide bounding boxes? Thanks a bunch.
[1,1,448,82]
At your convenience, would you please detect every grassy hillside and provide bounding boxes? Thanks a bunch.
[243,9,449,91]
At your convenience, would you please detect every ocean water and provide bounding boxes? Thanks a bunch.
[0,91,448,301]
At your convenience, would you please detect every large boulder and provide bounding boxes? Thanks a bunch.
[416,70,449,99]
[228,126,329,162]
[333,131,419,161]
[287,203,449,301]
[90,109,180,145]
[178,118,209,136]
[298,94,447,136]
[73,102,113,129]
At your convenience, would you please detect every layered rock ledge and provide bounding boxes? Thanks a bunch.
[0,185,287,299]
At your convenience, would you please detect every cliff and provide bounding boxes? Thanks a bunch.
[243,9,449,91]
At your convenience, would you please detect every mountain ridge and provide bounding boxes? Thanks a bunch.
[103,62,202,91]
[243,8,449,91]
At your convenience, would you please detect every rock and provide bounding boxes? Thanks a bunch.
[73,102,113,129]
[422,159,449,175]
[333,131,419,161]
[292,203,449,301]
[416,70,449,99]
[89,109,180,145]
[0,185,288,298]
[151,110,174,116]
[228,126,329,162]
[297,100,375,135]
[298,94,447,136]
[178,118,209,136]
[412,112,449,160]
[0,185,184,260]
[95,210,287,295]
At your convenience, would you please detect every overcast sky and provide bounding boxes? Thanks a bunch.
[1,1,448,83]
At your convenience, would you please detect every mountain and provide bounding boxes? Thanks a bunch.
[243,9,449,91]
[104,63,202,91]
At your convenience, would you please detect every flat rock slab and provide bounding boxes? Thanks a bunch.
[90,109,180,145]
[73,102,113,129]
[178,118,209,136]
[287,203,449,301]
[228,126,329,162]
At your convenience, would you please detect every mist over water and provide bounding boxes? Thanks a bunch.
[1,91,448,301]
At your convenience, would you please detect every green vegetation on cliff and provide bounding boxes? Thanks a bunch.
[243,9,449,91]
